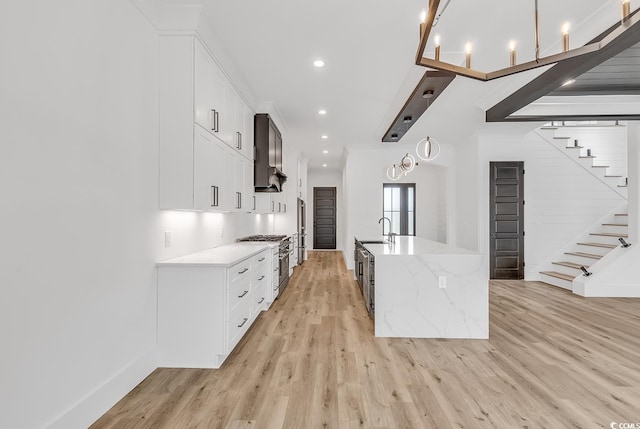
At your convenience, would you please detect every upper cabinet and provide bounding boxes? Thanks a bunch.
[160,34,254,211]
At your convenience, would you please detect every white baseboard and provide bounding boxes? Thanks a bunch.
[46,348,157,429]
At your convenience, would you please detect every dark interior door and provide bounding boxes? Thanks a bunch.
[490,162,524,279]
[313,187,336,249]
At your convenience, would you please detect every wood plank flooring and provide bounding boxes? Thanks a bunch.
[92,251,640,428]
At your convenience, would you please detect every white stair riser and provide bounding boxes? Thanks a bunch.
[601,224,629,234]
[577,157,595,168]
[575,244,612,256]
[564,254,600,266]
[540,274,573,291]
[588,234,626,246]
[551,264,581,277]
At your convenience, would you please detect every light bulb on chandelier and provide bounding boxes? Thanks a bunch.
[416,136,440,161]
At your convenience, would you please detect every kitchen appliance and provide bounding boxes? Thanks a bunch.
[277,237,291,295]
[254,114,287,192]
[237,234,290,298]
[297,198,306,264]
[354,238,375,319]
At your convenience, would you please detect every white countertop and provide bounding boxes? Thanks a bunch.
[157,243,271,267]
[360,236,478,257]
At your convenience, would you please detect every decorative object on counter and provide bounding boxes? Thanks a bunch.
[414,0,639,81]
[415,136,440,161]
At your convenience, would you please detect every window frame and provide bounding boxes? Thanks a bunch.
[382,183,416,236]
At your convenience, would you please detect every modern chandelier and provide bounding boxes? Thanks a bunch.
[415,0,638,81]
[385,137,441,181]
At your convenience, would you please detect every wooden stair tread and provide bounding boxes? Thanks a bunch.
[565,252,602,259]
[605,175,623,178]
[552,261,589,269]
[591,165,609,168]
[554,136,571,139]
[590,232,628,238]
[540,271,575,281]
[577,242,617,249]
[602,223,628,226]
[615,213,628,216]
[565,146,584,149]
[579,156,596,158]
[618,185,628,188]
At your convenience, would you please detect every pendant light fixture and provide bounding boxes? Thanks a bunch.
[415,0,639,81]
[416,136,441,161]
[399,153,416,174]
[386,164,403,181]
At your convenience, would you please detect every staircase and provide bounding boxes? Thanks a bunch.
[540,213,628,290]
[538,125,628,198]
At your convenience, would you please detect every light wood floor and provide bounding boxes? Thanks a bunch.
[92,251,640,428]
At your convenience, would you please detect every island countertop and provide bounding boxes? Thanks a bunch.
[356,235,488,339]
[358,236,479,257]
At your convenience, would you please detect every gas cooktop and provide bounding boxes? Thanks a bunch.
[237,235,288,242]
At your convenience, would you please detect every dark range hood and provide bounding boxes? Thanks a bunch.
[254,113,287,192]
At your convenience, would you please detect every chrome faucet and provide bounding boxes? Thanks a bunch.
[378,217,395,243]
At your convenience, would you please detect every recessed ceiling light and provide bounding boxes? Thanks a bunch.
[322,164,328,167]
[318,109,327,115]
[322,150,329,154]
[313,60,325,68]
[562,79,576,86]
[321,135,328,139]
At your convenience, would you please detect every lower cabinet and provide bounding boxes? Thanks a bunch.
[157,249,270,369]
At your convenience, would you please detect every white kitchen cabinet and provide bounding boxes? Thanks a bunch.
[254,188,288,214]
[157,247,270,369]
[159,34,254,210]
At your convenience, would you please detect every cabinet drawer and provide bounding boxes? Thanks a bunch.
[227,298,252,353]
[253,293,266,318]
[228,277,251,313]
[252,251,268,270]
[229,258,252,283]
[252,267,268,292]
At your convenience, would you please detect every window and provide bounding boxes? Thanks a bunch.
[383,183,415,236]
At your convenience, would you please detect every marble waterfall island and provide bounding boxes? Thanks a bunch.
[363,237,488,339]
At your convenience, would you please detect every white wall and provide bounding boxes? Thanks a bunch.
[343,148,450,270]
[0,2,274,428]
[307,168,345,252]
[465,130,626,280]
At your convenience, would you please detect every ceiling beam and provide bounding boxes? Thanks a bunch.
[486,9,640,122]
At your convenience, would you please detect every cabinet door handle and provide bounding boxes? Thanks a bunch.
[237,317,248,328]
[238,290,249,298]
[215,111,220,132]
[258,297,265,304]
[236,192,242,209]
[258,257,265,262]
[273,267,278,272]
[252,196,256,211]
[211,109,216,132]
[258,275,265,281]
[238,268,249,274]
[236,131,241,149]
[211,186,219,207]
[273,286,279,291]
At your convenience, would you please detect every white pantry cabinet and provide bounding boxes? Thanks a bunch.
[160,34,254,210]
[157,248,270,369]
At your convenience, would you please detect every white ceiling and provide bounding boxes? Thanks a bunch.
[158,0,624,169]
